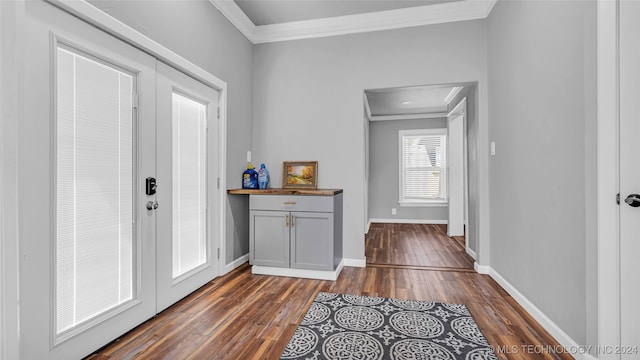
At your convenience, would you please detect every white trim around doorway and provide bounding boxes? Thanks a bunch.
[596,0,620,358]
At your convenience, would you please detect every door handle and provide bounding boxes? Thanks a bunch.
[291,215,294,227]
[146,201,159,210]
[285,213,289,226]
[624,194,640,207]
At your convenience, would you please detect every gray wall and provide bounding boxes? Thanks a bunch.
[1,1,20,358]
[253,20,488,261]
[487,0,596,346]
[368,118,448,221]
[88,0,253,264]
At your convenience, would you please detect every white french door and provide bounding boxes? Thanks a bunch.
[156,62,220,312]
[447,99,465,237]
[19,2,220,358]
[20,2,157,358]
[619,1,640,358]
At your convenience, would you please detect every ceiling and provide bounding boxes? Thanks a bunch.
[209,0,497,43]
[234,0,463,26]
[365,85,465,119]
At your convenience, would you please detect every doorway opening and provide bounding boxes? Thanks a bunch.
[363,83,478,271]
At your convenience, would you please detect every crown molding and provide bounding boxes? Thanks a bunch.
[444,86,464,104]
[210,0,497,44]
[369,112,448,122]
[363,93,373,121]
[209,0,256,40]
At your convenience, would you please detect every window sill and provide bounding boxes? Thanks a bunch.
[399,201,448,207]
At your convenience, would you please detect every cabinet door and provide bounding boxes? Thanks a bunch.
[290,212,333,271]
[250,210,290,267]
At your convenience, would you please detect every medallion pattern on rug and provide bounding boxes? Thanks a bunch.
[280,292,497,360]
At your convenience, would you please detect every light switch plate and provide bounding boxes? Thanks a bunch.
[490,142,496,156]
[247,150,252,163]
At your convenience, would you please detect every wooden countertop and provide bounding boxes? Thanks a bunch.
[227,188,343,196]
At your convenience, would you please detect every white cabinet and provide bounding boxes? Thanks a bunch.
[248,192,343,279]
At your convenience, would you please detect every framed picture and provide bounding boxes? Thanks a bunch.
[282,161,318,189]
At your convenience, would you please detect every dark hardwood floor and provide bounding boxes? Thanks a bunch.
[366,223,475,270]
[88,262,572,360]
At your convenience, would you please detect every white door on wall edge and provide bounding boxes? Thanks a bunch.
[619,1,640,358]
[156,61,220,312]
[447,100,465,237]
[19,1,157,358]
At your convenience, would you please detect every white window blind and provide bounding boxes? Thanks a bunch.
[56,46,135,334]
[399,129,447,203]
[172,93,208,279]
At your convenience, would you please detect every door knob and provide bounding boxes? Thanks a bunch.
[624,194,640,207]
[146,201,159,210]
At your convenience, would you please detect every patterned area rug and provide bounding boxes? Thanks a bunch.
[280,292,497,360]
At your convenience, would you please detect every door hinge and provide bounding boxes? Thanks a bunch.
[217,248,220,259]
[132,92,139,109]
[217,107,220,119]
[617,193,621,205]
[217,177,220,189]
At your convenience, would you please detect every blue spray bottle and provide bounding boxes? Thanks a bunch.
[258,163,269,190]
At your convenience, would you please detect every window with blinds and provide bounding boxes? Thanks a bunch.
[55,45,135,334]
[399,129,447,204]
[172,93,208,279]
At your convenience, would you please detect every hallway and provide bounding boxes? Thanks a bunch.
[365,223,475,270]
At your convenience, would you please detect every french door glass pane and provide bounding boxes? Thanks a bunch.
[172,93,207,279]
[56,46,134,334]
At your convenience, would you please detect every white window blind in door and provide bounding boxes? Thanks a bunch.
[56,46,135,334]
[172,93,207,279]
[399,129,447,203]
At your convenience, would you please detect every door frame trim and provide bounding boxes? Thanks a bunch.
[44,0,229,277]
[597,0,620,357]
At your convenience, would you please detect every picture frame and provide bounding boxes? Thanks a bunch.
[282,161,318,189]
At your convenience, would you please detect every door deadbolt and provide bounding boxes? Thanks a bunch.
[146,177,157,196]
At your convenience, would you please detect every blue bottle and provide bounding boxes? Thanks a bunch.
[242,163,258,189]
[258,163,269,190]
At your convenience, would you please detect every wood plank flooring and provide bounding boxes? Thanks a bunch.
[366,223,475,270]
[88,263,573,360]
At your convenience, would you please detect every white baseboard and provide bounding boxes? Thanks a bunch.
[365,221,371,234]
[252,259,344,281]
[474,262,490,274]
[343,257,367,268]
[368,218,448,225]
[465,247,477,260]
[488,267,593,360]
[223,253,249,275]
